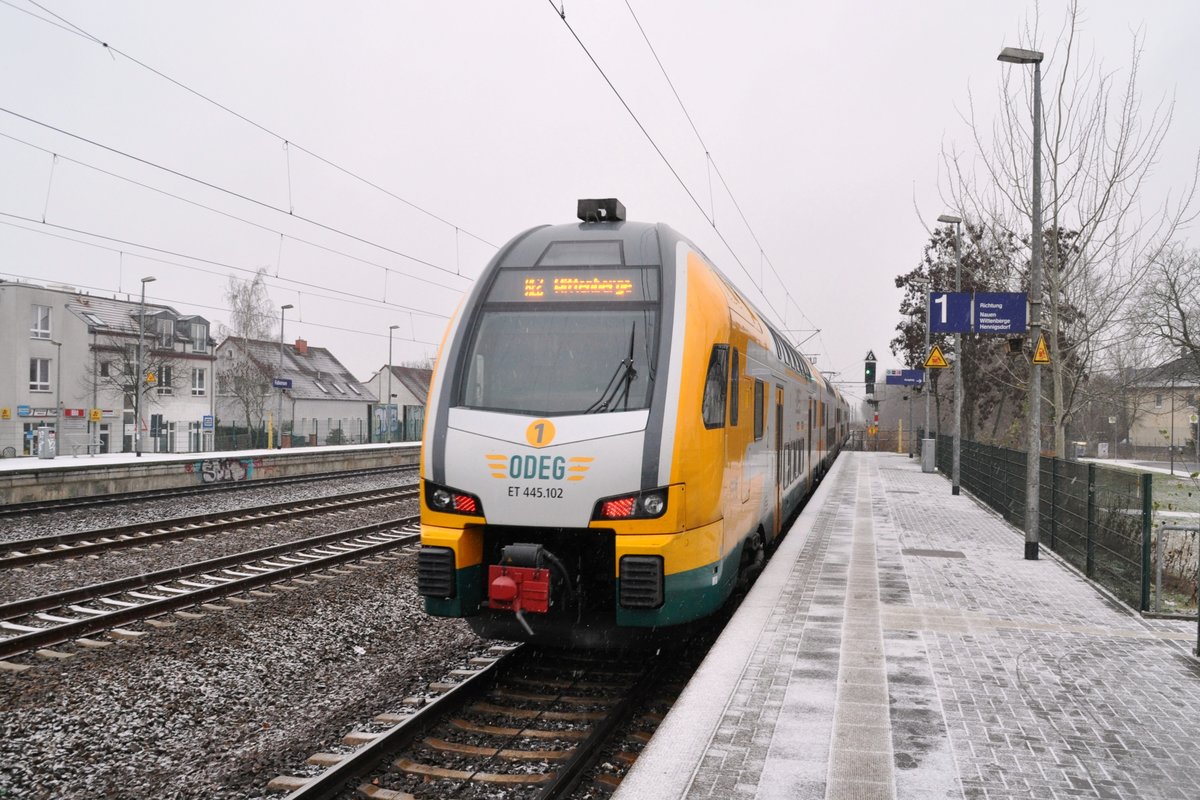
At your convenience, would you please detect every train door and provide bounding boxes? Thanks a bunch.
[774,386,784,535]
[807,398,814,483]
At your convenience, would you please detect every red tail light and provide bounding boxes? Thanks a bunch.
[454,495,477,513]
[601,497,636,518]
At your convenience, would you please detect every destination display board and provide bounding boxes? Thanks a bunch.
[928,291,1027,334]
[488,267,659,303]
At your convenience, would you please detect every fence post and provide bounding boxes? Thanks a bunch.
[1086,463,1096,579]
[1050,457,1058,552]
[1141,472,1152,613]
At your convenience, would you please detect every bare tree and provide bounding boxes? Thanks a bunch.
[220,268,276,341]
[217,269,278,441]
[942,0,1198,457]
[85,333,191,448]
[1137,247,1200,377]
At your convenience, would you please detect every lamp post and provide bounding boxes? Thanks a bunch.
[277,304,293,449]
[386,324,399,443]
[134,276,156,457]
[910,278,930,445]
[938,214,964,495]
[999,45,1045,560]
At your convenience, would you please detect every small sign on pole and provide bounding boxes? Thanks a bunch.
[924,345,950,369]
[1032,333,1051,364]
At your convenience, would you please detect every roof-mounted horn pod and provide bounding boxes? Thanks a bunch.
[577,198,626,223]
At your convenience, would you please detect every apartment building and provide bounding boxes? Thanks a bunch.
[0,279,217,457]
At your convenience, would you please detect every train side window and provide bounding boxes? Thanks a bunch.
[729,348,740,426]
[702,345,729,429]
[753,379,764,440]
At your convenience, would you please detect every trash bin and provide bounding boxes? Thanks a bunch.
[921,438,936,473]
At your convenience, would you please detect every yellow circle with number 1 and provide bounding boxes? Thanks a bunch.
[525,419,556,448]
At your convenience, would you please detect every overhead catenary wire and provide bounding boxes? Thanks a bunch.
[0,212,450,323]
[6,0,498,250]
[544,2,778,315]
[621,0,826,356]
[553,1,825,357]
[0,129,469,296]
[0,267,443,349]
[0,106,473,283]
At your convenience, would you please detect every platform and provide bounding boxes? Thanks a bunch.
[0,442,419,504]
[616,451,1200,800]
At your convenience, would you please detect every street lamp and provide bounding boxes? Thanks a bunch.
[277,304,293,449]
[134,276,156,457]
[999,44,1045,561]
[386,324,399,443]
[938,213,964,496]
[910,278,931,451]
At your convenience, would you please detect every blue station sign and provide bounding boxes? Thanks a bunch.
[929,292,973,334]
[974,292,1027,334]
[272,378,293,389]
[926,292,1027,334]
[884,369,925,386]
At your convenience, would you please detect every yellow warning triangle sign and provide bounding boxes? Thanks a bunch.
[1032,333,1051,364]
[924,344,949,369]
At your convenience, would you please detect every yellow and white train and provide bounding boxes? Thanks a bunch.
[418,199,848,646]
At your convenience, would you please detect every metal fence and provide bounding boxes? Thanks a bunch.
[936,435,1152,611]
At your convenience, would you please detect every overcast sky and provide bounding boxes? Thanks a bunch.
[2,1,1196,400]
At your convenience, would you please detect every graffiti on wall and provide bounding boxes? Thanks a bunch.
[186,457,261,483]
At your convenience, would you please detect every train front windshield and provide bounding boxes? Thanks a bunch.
[459,265,660,416]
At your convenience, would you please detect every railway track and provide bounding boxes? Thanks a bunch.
[0,515,420,664]
[0,485,419,568]
[268,644,678,800]
[0,464,416,519]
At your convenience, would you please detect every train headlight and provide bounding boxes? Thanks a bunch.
[426,483,483,516]
[592,487,669,520]
[640,492,665,516]
[431,488,453,510]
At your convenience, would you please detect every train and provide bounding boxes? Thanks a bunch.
[417,199,848,647]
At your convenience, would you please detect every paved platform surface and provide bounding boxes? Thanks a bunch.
[616,451,1200,800]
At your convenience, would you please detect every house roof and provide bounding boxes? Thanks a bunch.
[381,365,433,404]
[219,337,379,402]
[1129,356,1200,389]
[64,294,210,341]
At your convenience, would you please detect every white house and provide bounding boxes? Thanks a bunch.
[0,279,217,457]
[215,337,377,446]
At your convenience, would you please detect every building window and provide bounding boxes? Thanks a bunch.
[314,380,329,394]
[30,358,51,391]
[191,368,206,396]
[156,365,174,395]
[158,318,175,347]
[191,323,208,353]
[31,305,51,339]
[100,361,111,378]
[1155,393,1164,409]
[332,382,346,395]
[348,383,361,396]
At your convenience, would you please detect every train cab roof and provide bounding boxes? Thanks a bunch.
[490,199,673,270]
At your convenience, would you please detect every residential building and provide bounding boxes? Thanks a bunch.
[363,364,433,442]
[1126,356,1199,456]
[215,337,376,447]
[0,279,216,457]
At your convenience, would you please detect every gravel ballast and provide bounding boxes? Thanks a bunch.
[0,552,487,799]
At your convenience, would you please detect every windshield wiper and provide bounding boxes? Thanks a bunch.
[584,323,638,413]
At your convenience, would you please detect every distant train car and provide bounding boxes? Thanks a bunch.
[417,199,848,646]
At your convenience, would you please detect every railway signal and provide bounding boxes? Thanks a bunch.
[864,350,876,395]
